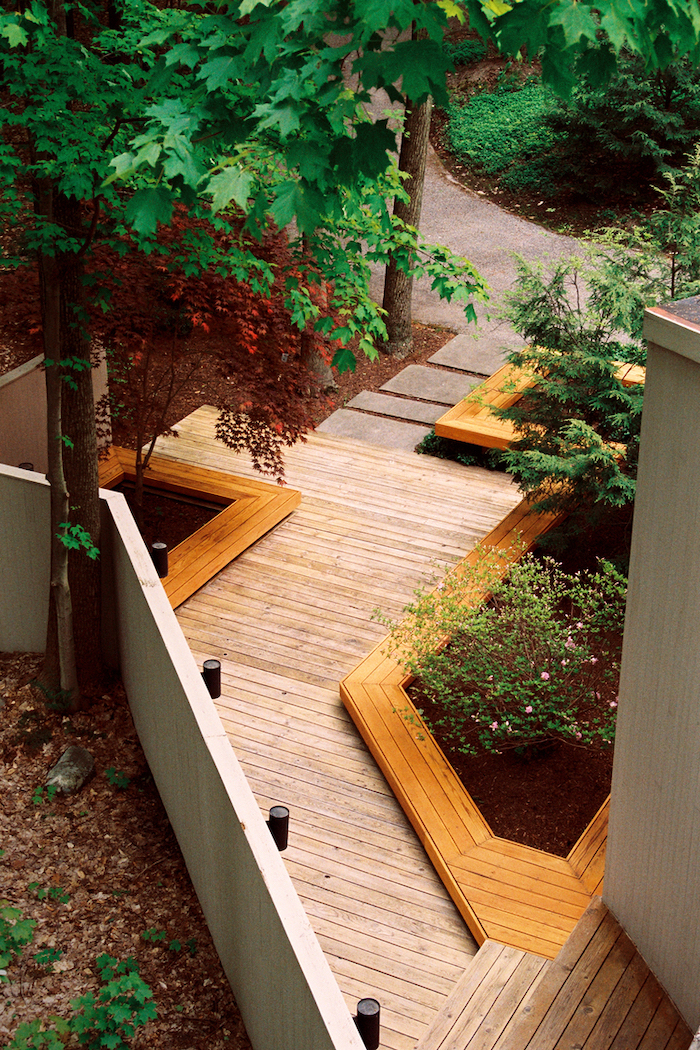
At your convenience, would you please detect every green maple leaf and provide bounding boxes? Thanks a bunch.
[270,179,323,232]
[548,2,598,45]
[331,345,357,374]
[201,53,242,91]
[1,21,29,47]
[125,186,173,236]
[207,165,254,211]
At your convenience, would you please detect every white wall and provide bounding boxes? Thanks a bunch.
[0,466,365,1050]
[0,466,50,651]
[0,353,111,474]
[605,302,700,1029]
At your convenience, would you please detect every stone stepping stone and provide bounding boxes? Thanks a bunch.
[315,409,430,452]
[381,365,481,405]
[346,391,444,425]
[428,332,521,376]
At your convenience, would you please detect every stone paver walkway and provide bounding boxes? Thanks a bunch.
[317,135,581,451]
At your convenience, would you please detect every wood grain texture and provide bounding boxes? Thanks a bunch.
[157,408,524,1050]
[98,446,300,608]
[435,360,645,450]
[340,492,610,961]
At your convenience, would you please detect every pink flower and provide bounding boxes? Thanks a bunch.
[576,732,582,739]
[565,636,575,650]
[609,700,618,708]
[590,656,598,664]
[540,671,550,681]
[561,659,568,667]
[490,722,499,731]
[525,705,533,714]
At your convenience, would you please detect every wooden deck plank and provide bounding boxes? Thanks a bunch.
[417,941,515,1050]
[162,411,523,1048]
[98,447,301,609]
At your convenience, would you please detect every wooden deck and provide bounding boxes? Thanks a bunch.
[98,446,300,608]
[435,360,645,450]
[340,498,608,961]
[150,406,525,1050]
[416,898,691,1050]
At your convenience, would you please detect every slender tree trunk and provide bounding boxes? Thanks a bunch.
[57,195,101,692]
[39,251,79,703]
[381,92,433,358]
[37,186,103,702]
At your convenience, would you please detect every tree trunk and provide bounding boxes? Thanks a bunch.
[56,194,102,694]
[39,251,79,704]
[37,188,103,702]
[381,93,433,358]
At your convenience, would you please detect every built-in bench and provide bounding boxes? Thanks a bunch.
[340,496,612,961]
[434,361,645,450]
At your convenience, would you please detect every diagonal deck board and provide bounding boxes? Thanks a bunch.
[155,406,525,1050]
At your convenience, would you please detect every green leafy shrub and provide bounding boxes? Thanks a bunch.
[444,39,487,66]
[415,429,505,470]
[495,148,700,532]
[6,955,157,1050]
[546,50,700,201]
[0,902,36,980]
[390,550,625,757]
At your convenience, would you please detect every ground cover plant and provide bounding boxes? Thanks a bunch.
[439,35,700,227]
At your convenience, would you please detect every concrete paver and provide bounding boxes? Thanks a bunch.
[429,331,523,377]
[346,390,445,425]
[315,409,430,450]
[380,364,481,405]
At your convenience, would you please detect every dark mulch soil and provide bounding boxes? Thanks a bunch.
[0,654,253,1050]
[120,486,220,553]
[410,684,614,857]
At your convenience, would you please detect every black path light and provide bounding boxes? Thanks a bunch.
[150,541,168,578]
[355,998,380,1050]
[267,805,289,851]
[201,659,221,699]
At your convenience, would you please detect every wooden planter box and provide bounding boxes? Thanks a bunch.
[340,498,608,960]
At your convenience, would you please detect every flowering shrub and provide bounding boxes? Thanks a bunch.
[387,548,626,756]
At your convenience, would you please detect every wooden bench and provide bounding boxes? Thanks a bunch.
[99,446,301,609]
[341,497,613,960]
[435,360,645,450]
[416,898,692,1049]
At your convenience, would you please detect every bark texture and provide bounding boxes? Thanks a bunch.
[381,92,433,358]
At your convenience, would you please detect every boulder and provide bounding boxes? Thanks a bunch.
[46,745,95,795]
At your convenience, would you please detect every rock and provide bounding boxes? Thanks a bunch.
[46,746,95,795]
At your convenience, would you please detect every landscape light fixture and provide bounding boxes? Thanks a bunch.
[202,659,221,699]
[150,541,168,578]
[354,998,380,1050]
[267,805,289,851]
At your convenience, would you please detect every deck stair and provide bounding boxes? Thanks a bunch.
[416,898,692,1050]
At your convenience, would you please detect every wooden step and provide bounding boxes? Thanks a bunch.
[416,941,550,1050]
[461,898,694,1050]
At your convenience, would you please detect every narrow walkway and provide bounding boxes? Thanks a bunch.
[317,331,496,452]
[156,406,523,1050]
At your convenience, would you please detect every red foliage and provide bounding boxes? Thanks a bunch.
[0,206,334,479]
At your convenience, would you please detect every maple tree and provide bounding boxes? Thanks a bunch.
[3,0,699,705]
